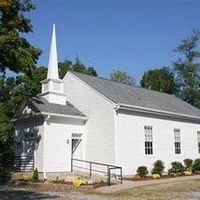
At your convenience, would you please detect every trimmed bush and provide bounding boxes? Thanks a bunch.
[137,166,148,177]
[151,160,165,176]
[193,159,200,172]
[183,158,193,171]
[32,168,39,182]
[168,161,184,175]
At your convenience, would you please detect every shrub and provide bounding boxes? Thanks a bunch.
[137,166,148,177]
[151,160,165,176]
[193,159,200,172]
[32,168,39,182]
[168,161,184,175]
[183,158,193,171]
[183,171,192,176]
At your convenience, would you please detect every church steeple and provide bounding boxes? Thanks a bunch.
[47,24,59,79]
[39,24,66,105]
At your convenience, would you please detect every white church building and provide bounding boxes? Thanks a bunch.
[13,25,200,178]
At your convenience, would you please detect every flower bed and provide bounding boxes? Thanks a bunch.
[11,176,112,189]
[127,158,200,182]
[124,172,198,182]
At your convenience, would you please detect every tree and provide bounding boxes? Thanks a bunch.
[72,57,98,76]
[110,69,135,85]
[86,67,98,77]
[140,67,176,94]
[0,106,14,155]
[173,29,200,108]
[59,60,72,79]
[0,0,41,76]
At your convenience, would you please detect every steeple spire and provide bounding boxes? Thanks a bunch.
[47,23,59,79]
[39,24,66,105]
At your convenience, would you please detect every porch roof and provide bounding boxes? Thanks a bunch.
[30,96,86,117]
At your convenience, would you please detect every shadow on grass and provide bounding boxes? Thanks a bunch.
[0,186,60,200]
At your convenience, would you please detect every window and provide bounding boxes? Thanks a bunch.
[174,129,181,154]
[145,126,153,155]
[197,131,200,154]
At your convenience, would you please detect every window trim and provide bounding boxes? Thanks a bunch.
[197,131,200,154]
[174,129,181,155]
[144,126,153,155]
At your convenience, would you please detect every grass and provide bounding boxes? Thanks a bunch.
[7,177,200,199]
[112,178,200,199]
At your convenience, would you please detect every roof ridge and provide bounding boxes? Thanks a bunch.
[70,71,174,98]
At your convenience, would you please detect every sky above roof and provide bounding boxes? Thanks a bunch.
[27,0,200,83]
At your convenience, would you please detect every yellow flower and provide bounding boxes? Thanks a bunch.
[72,178,87,187]
[152,174,160,179]
[183,171,192,176]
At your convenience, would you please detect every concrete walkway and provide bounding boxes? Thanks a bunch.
[95,174,200,194]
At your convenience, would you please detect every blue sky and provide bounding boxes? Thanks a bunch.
[26,0,200,83]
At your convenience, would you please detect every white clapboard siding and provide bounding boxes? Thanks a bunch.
[115,110,200,174]
[15,120,44,172]
[43,120,84,172]
[35,124,44,172]
[64,72,116,165]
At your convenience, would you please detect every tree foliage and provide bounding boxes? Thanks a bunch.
[140,67,176,94]
[0,0,41,76]
[59,58,97,78]
[173,29,200,108]
[71,57,97,77]
[110,69,135,85]
[0,106,14,155]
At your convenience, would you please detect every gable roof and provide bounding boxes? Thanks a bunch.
[30,96,86,117]
[71,72,200,119]
[13,96,86,120]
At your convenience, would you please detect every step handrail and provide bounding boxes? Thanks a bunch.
[71,158,122,186]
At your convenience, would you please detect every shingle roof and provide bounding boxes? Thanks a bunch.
[71,72,200,119]
[30,96,85,117]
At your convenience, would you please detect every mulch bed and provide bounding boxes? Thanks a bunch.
[123,173,200,182]
[8,180,113,191]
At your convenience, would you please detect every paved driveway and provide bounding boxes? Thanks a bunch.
[0,185,109,200]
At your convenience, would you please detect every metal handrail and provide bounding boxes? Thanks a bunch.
[71,158,122,186]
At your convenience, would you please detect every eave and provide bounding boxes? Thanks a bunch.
[12,112,88,123]
[115,103,200,123]
[41,112,88,121]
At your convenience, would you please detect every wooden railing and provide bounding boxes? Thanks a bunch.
[71,158,122,186]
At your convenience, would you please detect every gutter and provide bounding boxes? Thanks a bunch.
[115,103,200,122]
[11,112,88,122]
[41,112,88,121]
[11,113,42,122]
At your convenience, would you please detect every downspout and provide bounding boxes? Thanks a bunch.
[43,115,50,179]
[114,104,120,167]
[114,104,120,112]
